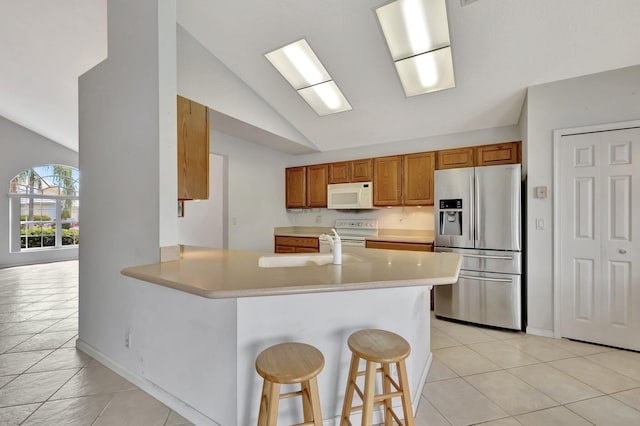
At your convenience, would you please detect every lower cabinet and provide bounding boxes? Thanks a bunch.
[274,236,319,253]
[365,240,433,252]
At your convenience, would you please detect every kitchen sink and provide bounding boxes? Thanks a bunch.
[258,253,363,268]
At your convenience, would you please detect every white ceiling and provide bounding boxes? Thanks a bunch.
[2,0,640,153]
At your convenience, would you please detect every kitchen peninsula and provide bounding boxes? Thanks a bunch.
[119,246,461,425]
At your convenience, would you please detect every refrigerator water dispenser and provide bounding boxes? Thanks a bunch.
[439,199,463,236]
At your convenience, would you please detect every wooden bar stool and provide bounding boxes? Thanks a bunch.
[255,342,324,426]
[340,329,415,426]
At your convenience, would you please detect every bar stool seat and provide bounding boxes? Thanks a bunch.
[341,329,415,426]
[256,342,324,426]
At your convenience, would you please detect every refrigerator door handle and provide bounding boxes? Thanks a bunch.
[462,254,513,260]
[459,274,513,283]
[475,173,481,242]
[469,174,474,241]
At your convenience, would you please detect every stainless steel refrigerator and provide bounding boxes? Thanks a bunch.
[434,164,523,330]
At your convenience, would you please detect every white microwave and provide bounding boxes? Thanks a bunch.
[327,182,374,209]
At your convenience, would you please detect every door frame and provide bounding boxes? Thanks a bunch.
[552,119,640,339]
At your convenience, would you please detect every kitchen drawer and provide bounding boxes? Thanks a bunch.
[275,236,319,249]
[274,236,320,253]
[366,240,432,252]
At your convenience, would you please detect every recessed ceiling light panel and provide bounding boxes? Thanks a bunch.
[376,0,451,60]
[394,47,455,96]
[297,81,352,116]
[265,39,331,89]
[265,39,352,116]
[376,0,456,97]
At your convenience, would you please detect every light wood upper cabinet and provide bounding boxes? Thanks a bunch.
[328,159,372,184]
[286,167,306,208]
[373,156,403,206]
[328,162,351,184]
[403,152,435,205]
[352,158,373,182]
[475,141,521,166]
[436,147,474,170]
[286,165,327,208]
[177,95,209,200]
[306,164,328,207]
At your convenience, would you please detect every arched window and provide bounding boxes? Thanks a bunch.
[8,165,79,251]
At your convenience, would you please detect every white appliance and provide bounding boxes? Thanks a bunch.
[320,219,378,252]
[434,164,523,330]
[327,182,373,209]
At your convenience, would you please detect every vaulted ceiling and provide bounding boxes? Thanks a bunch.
[2,0,640,153]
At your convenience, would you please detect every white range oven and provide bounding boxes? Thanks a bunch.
[319,219,378,253]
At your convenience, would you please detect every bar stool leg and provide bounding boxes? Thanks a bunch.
[301,381,312,423]
[308,377,323,426]
[265,381,281,426]
[341,354,360,425]
[381,363,393,426]
[362,360,377,426]
[258,379,269,426]
[397,361,415,426]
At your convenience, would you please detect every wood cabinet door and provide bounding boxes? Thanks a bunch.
[373,156,402,206]
[177,96,209,200]
[352,158,373,182]
[306,164,328,207]
[328,162,351,184]
[436,147,474,170]
[475,141,521,166]
[286,167,306,208]
[403,152,435,205]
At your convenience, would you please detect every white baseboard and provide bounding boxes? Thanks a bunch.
[76,339,219,426]
[525,327,555,338]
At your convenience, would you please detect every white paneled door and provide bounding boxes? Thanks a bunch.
[559,127,640,351]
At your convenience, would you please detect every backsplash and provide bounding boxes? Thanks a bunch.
[288,206,435,231]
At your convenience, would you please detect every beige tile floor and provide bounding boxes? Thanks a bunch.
[1,261,640,425]
[0,261,192,426]
[421,317,640,425]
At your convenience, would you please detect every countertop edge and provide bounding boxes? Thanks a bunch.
[121,262,460,300]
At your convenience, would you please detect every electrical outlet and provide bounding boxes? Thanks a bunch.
[125,332,131,348]
[536,218,545,230]
[315,215,322,224]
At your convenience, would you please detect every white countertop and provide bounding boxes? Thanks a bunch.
[121,245,461,299]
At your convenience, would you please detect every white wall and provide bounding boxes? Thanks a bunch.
[177,153,227,248]
[290,125,521,166]
[0,115,78,267]
[211,131,293,252]
[290,207,435,232]
[176,24,315,151]
[525,64,640,334]
[78,0,178,400]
